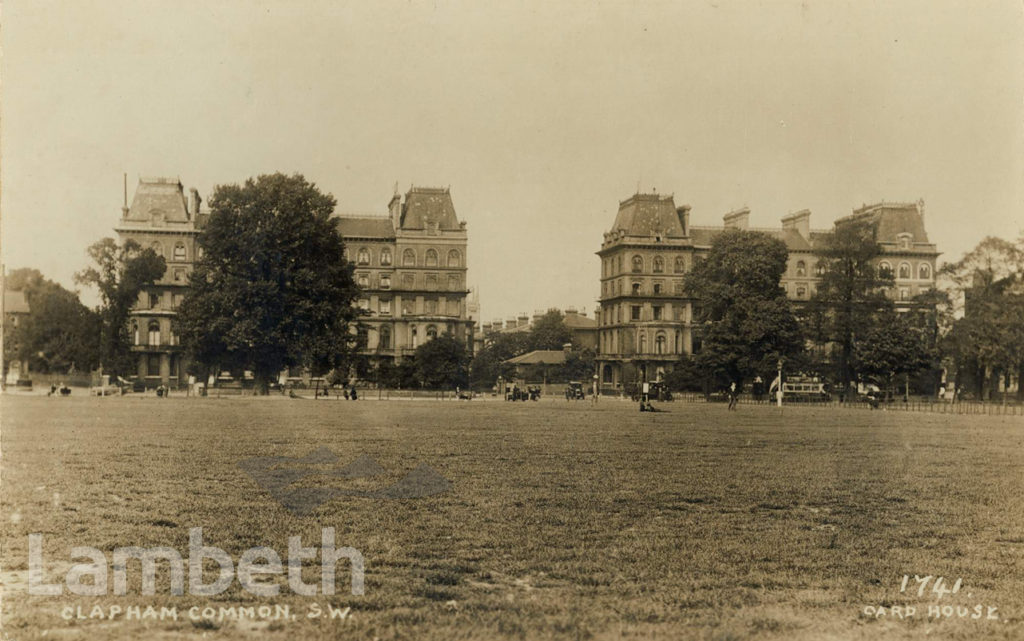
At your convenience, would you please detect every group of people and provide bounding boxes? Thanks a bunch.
[47,383,71,396]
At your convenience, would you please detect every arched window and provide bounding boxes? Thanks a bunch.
[403,249,416,266]
[655,333,666,354]
[173,242,186,261]
[796,260,806,277]
[411,326,418,348]
[674,256,685,273]
[631,255,644,273]
[631,282,641,295]
[639,333,647,354]
[150,241,163,257]
[448,250,460,267]
[426,325,438,340]
[357,248,370,265]
[147,320,161,346]
[379,326,391,350]
[815,261,825,276]
[898,263,911,279]
[132,320,139,345]
[380,249,392,266]
[426,249,438,267]
[675,330,681,353]
[919,263,931,280]
[879,262,893,278]
[653,256,664,273]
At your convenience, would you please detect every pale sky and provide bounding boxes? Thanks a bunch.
[2,0,1022,322]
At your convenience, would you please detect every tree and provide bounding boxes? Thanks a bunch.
[177,173,361,393]
[852,308,935,398]
[806,219,894,394]
[685,230,804,389]
[939,237,1024,400]
[469,330,531,388]
[20,280,101,374]
[414,334,470,388]
[75,239,166,377]
[529,310,573,350]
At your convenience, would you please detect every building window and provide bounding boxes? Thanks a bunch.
[132,320,139,345]
[358,299,369,310]
[356,248,370,265]
[357,274,369,288]
[899,288,908,301]
[402,299,414,315]
[898,263,911,279]
[815,261,825,276]
[448,299,461,315]
[655,333,666,354]
[379,326,391,349]
[173,242,186,261]
[380,299,391,315]
[919,263,931,280]
[380,274,391,289]
[631,255,643,273]
[796,260,806,277]
[639,333,647,354]
[411,327,418,348]
[149,293,160,309]
[796,286,806,299]
[653,306,663,320]
[674,281,685,295]
[426,249,438,267]
[631,306,641,321]
[426,325,438,340]
[448,274,460,290]
[653,256,664,273]
[426,299,437,314]
[148,320,161,346]
[173,268,185,282]
[653,282,662,294]
[172,293,184,308]
[402,273,414,289]
[426,274,438,290]
[381,249,392,266]
[402,249,416,266]
[617,255,623,274]
[879,262,893,279]
[674,256,685,273]
[150,241,163,257]
[632,282,641,295]
[147,354,161,377]
[448,250,460,267]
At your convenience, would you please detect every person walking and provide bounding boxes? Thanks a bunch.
[727,381,738,411]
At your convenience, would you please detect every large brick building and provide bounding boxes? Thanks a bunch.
[115,177,206,386]
[334,186,474,373]
[595,193,939,390]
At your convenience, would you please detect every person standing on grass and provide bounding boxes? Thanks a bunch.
[727,381,738,410]
[350,384,358,401]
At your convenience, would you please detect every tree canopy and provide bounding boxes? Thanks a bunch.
[414,334,471,389]
[177,173,361,393]
[75,238,166,377]
[684,229,804,387]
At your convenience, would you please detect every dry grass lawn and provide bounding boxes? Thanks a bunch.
[2,395,1022,640]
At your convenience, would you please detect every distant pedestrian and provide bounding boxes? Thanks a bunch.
[344,388,350,400]
[727,382,738,410]
[350,385,358,401]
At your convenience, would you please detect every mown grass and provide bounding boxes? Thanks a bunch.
[1,396,1022,640]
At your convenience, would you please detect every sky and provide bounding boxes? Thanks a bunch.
[2,0,1022,323]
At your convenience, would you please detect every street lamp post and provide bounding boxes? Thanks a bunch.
[777,359,783,408]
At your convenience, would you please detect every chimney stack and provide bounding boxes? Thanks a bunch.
[676,205,691,235]
[722,207,750,230]
[389,190,402,229]
[189,188,202,220]
[121,173,130,218]
[781,209,811,239]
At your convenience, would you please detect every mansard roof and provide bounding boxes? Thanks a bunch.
[840,201,930,244]
[609,193,687,238]
[334,216,396,239]
[400,187,462,231]
[124,178,190,224]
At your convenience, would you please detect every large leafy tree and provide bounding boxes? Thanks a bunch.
[529,310,573,350]
[685,229,804,387]
[938,237,1024,399]
[470,329,532,387]
[414,334,470,388]
[177,173,361,393]
[75,239,166,377]
[806,219,894,393]
[3,269,101,375]
[852,308,935,398]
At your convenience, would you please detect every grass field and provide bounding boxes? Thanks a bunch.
[2,396,1022,640]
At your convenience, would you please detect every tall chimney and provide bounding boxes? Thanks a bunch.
[722,207,750,230]
[189,188,202,220]
[677,205,691,235]
[781,209,811,239]
[121,173,129,218]
[389,188,402,229]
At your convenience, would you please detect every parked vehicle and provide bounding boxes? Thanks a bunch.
[565,381,585,400]
[781,376,831,402]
